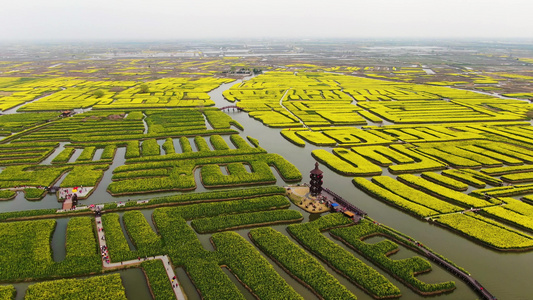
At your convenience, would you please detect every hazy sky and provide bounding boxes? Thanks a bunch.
[1,0,532,40]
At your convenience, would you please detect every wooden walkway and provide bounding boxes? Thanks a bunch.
[323,187,367,217]
[95,214,186,300]
[423,251,496,299]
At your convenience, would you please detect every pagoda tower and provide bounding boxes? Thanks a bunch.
[309,162,323,196]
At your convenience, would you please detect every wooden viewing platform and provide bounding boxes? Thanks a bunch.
[323,187,367,217]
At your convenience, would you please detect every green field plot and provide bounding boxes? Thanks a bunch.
[387,145,448,174]
[0,217,100,281]
[0,164,69,190]
[482,199,533,233]
[0,285,15,300]
[372,176,464,213]
[51,148,75,164]
[250,227,357,300]
[420,172,468,191]
[161,137,175,154]
[332,148,383,176]
[352,145,415,166]
[442,169,502,188]
[191,209,302,233]
[287,213,402,298]
[353,177,439,217]
[145,109,206,134]
[146,196,298,299]
[59,164,109,188]
[0,219,55,280]
[397,174,497,207]
[141,139,160,156]
[434,212,533,250]
[481,165,533,176]
[123,211,163,255]
[14,111,144,143]
[296,131,337,146]
[331,220,456,294]
[324,127,392,146]
[76,146,97,161]
[147,186,285,206]
[312,149,382,176]
[201,161,276,187]
[0,142,59,166]
[25,273,127,300]
[102,213,138,261]
[458,145,523,165]
[502,172,533,183]
[204,109,243,130]
[416,148,482,168]
[141,260,175,300]
[109,140,300,195]
[0,189,16,200]
[471,183,533,198]
[280,129,307,146]
[0,112,58,134]
[212,231,303,300]
[105,195,291,262]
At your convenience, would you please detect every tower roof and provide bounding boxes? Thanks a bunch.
[310,162,323,175]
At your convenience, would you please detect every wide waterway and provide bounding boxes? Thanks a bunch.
[2,79,530,299]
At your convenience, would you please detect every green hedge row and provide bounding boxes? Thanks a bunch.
[209,135,230,150]
[0,217,100,281]
[201,162,275,187]
[250,227,357,300]
[191,209,302,233]
[141,260,175,300]
[372,176,462,213]
[77,147,96,161]
[125,141,140,159]
[353,177,439,217]
[212,231,303,300]
[162,138,175,155]
[102,214,137,262]
[141,139,160,156]
[51,148,75,164]
[25,273,127,300]
[123,211,163,257]
[184,258,245,300]
[0,285,15,300]
[397,174,497,207]
[60,164,109,188]
[420,172,468,191]
[287,213,401,298]
[331,220,456,294]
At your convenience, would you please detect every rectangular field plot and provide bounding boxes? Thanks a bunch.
[434,212,533,250]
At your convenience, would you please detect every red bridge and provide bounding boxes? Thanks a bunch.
[220,105,243,111]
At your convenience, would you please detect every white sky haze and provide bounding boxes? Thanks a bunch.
[1,0,532,40]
